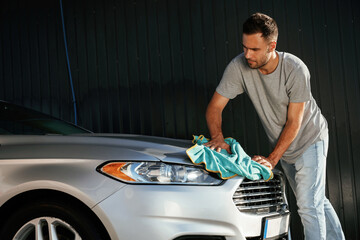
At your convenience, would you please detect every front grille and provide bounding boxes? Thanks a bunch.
[233,173,287,214]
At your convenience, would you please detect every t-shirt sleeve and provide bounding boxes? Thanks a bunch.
[286,63,312,103]
[216,60,244,99]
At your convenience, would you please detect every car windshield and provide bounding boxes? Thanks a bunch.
[0,101,91,135]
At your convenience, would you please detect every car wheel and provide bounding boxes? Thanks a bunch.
[1,198,107,240]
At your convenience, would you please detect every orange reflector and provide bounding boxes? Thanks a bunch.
[102,162,135,182]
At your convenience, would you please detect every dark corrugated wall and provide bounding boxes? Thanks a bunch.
[1,0,360,239]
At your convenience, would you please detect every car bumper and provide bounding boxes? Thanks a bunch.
[93,177,282,240]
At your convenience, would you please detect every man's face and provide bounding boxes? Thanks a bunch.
[242,33,274,69]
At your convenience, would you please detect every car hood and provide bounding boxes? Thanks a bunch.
[0,134,196,165]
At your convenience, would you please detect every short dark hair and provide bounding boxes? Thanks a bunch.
[243,13,278,42]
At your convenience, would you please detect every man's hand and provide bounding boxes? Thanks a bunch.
[252,155,274,170]
[204,137,231,153]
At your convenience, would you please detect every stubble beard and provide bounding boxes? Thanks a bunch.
[246,49,272,69]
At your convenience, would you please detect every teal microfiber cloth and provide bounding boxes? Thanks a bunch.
[186,135,273,180]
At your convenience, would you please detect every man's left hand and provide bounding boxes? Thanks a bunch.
[252,155,274,170]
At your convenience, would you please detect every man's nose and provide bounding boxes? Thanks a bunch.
[244,49,251,59]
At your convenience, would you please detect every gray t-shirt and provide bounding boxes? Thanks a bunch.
[216,51,328,163]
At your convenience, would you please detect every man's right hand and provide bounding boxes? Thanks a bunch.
[204,137,231,154]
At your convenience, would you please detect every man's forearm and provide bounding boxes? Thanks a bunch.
[206,107,224,140]
[252,122,300,169]
[204,92,231,152]
[264,102,305,168]
[205,106,231,152]
[267,120,301,166]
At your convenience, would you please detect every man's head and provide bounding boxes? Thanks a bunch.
[242,13,278,73]
[243,13,278,43]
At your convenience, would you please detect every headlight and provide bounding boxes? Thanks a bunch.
[98,161,223,185]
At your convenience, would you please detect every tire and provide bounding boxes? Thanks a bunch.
[0,198,108,240]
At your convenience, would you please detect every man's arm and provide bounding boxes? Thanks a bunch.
[253,102,305,169]
[204,92,231,153]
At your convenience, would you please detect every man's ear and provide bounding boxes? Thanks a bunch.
[269,41,277,52]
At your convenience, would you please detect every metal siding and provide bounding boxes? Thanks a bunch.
[1,0,360,239]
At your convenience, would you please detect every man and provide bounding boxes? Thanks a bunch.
[205,12,345,239]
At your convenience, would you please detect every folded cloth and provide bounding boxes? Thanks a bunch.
[186,135,273,180]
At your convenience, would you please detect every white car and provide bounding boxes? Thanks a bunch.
[0,101,290,240]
